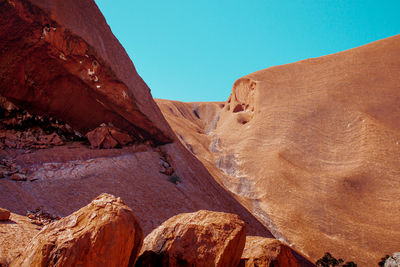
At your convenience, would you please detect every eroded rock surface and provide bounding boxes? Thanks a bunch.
[157,35,400,266]
[0,0,174,146]
[136,210,246,267]
[86,125,133,149]
[0,213,40,266]
[11,193,143,267]
[240,236,305,267]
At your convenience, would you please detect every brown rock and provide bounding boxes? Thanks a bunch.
[38,133,64,146]
[86,125,132,148]
[11,193,143,267]
[136,210,246,267]
[109,128,134,146]
[239,236,303,267]
[0,208,10,221]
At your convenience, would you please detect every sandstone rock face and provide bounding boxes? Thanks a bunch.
[136,210,246,267]
[0,213,41,266]
[11,193,143,267]
[0,208,10,221]
[157,35,400,266]
[0,0,174,145]
[240,236,302,267]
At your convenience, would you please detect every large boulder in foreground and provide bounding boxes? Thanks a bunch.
[11,193,143,267]
[0,0,174,145]
[239,236,303,267]
[136,210,246,267]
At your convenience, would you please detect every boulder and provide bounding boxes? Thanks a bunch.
[86,125,133,148]
[136,210,246,267]
[0,208,10,221]
[11,193,143,267]
[239,236,301,267]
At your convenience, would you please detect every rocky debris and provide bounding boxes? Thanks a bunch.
[0,158,28,181]
[26,208,61,226]
[239,236,302,267]
[11,193,143,267]
[0,208,10,221]
[0,102,84,150]
[158,150,176,177]
[86,125,134,149]
[11,173,27,181]
[160,161,174,176]
[136,210,246,267]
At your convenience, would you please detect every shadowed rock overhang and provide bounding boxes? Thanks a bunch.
[0,0,174,145]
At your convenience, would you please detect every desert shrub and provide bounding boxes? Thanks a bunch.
[378,255,390,266]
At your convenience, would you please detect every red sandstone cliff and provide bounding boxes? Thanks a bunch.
[0,1,274,265]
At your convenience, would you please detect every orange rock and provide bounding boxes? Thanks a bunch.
[157,35,400,265]
[239,236,303,267]
[136,210,246,267]
[11,193,143,267]
[0,208,10,221]
[0,213,41,266]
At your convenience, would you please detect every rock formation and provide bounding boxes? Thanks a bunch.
[240,236,302,267]
[0,0,271,232]
[86,125,133,149]
[0,2,272,266]
[136,210,246,267]
[0,0,174,145]
[11,193,143,267]
[157,35,400,266]
[0,208,10,221]
[0,213,40,266]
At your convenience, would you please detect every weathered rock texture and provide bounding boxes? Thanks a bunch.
[86,125,133,148]
[0,0,174,145]
[136,210,246,267]
[0,0,274,265]
[0,213,40,266]
[240,236,303,267]
[11,193,143,267]
[0,0,271,257]
[157,35,400,266]
[0,208,10,221]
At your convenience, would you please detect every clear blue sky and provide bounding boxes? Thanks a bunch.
[94,0,400,102]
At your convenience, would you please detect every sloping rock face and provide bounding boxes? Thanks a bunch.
[0,1,273,264]
[0,0,173,145]
[240,236,306,267]
[11,193,143,267]
[0,213,40,266]
[136,210,246,267]
[157,35,400,266]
